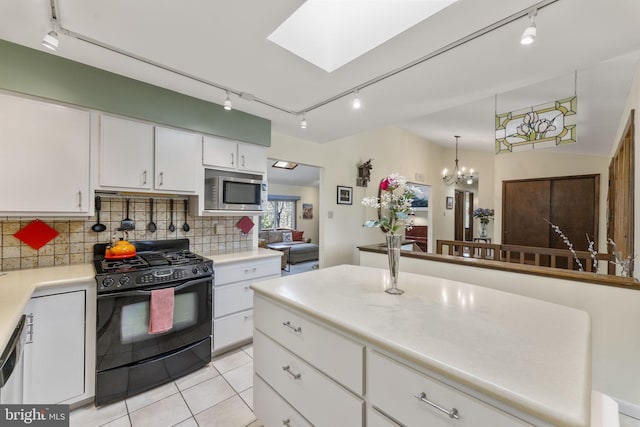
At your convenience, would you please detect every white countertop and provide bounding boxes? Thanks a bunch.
[0,248,280,354]
[251,264,592,427]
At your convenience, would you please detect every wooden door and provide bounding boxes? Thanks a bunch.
[503,180,551,247]
[454,190,464,241]
[608,110,634,275]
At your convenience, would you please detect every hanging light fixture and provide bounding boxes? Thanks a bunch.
[300,113,307,129]
[520,9,537,45]
[352,90,361,109]
[223,91,232,111]
[442,135,474,186]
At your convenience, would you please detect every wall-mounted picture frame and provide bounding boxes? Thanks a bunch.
[409,182,429,210]
[302,203,313,219]
[337,186,353,205]
[446,196,454,209]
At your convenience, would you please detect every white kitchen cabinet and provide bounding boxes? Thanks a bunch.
[212,256,279,353]
[203,135,267,174]
[155,126,201,193]
[23,290,85,404]
[99,115,154,190]
[254,374,313,427]
[0,92,90,215]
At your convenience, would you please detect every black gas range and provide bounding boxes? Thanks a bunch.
[93,238,213,293]
[93,239,213,406]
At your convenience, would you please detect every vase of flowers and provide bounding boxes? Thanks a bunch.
[473,208,495,238]
[362,174,420,295]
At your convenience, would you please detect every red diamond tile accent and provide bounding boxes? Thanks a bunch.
[236,216,254,235]
[14,219,59,250]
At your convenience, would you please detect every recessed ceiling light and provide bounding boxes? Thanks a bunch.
[273,161,298,170]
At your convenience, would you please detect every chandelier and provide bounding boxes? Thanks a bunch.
[442,136,474,186]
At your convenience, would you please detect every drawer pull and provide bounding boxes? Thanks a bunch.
[282,321,302,333]
[282,419,290,426]
[414,392,460,419]
[282,365,301,380]
[244,268,257,274]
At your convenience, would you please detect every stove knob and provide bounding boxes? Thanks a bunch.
[102,277,114,288]
[202,265,209,273]
[192,267,199,275]
[119,276,130,287]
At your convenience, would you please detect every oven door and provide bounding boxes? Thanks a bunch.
[96,277,212,373]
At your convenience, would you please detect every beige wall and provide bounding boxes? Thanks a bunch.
[267,183,320,244]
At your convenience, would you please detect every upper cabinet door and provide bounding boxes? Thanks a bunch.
[0,93,90,215]
[203,135,238,170]
[99,115,153,190]
[238,143,267,174]
[155,127,201,193]
[203,135,267,174]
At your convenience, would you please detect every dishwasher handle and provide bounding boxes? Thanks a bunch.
[0,315,26,387]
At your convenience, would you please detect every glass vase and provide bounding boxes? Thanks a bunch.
[479,222,488,238]
[385,233,404,295]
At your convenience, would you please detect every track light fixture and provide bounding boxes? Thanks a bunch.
[42,29,59,51]
[300,113,307,129]
[520,9,537,45]
[352,90,361,109]
[223,91,232,111]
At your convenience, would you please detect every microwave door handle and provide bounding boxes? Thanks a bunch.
[97,278,210,299]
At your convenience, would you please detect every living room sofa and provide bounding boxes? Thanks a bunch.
[258,229,319,264]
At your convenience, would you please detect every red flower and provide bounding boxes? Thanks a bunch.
[380,177,390,191]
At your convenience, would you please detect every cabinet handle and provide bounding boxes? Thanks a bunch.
[143,170,147,185]
[230,153,234,166]
[282,365,301,380]
[282,419,290,426]
[282,321,302,333]
[25,313,34,344]
[414,392,460,419]
[159,171,164,186]
[244,286,250,291]
[241,155,245,167]
[244,268,256,274]
[244,314,253,320]
[78,190,82,209]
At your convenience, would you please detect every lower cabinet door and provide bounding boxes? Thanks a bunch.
[254,374,312,427]
[253,330,364,427]
[213,309,253,351]
[23,291,86,404]
[368,408,401,427]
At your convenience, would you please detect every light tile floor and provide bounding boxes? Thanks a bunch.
[70,345,259,427]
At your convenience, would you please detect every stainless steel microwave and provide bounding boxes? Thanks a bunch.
[204,169,266,211]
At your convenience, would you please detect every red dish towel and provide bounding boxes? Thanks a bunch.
[149,288,175,334]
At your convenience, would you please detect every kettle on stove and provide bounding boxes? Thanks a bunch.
[105,231,137,260]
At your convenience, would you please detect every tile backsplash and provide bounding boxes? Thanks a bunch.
[0,197,253,271]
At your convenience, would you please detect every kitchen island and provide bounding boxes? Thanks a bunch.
[251,264,592,427]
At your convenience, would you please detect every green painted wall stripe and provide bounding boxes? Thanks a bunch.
[0,39,270,146]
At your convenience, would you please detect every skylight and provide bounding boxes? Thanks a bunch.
[267,0,458,73]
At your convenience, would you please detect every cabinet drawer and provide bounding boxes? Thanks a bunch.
[369,351,531,427]
[254,374,312,427]
[254,296,364,394]
[254,330,363,427]
[214,281,253,318]
[368,408,401,427]
[213,310,253,351]
[214,258,280,285]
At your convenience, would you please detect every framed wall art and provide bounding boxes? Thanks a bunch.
[337,186,353,205]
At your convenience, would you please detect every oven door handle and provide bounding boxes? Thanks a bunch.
[97,277,210,299]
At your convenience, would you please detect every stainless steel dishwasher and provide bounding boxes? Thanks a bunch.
[0,315,27,404]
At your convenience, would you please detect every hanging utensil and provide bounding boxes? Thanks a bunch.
[168,199,176,232]
[182,199,190,232]
[148,198,157,233]
[91,196,107,233]
[120,198,135,231]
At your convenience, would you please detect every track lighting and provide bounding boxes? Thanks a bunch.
[352,90,361,109]
[520,9,537,45]
[300,114,307,129]
[42,30,59,51]
[223,91,232,111]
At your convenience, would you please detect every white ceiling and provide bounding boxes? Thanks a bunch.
[267,159,320,187]
[1,0,639,155]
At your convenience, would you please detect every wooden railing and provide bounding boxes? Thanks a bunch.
[437,240,612,274]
